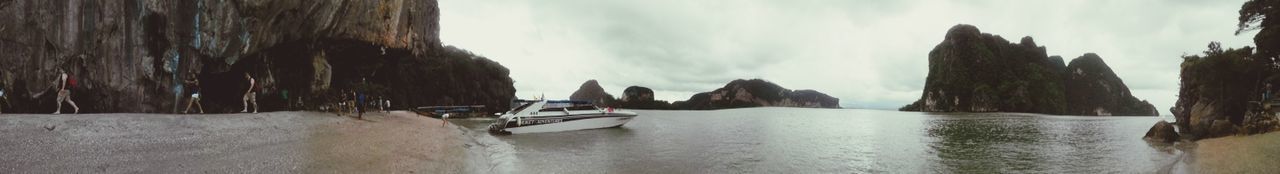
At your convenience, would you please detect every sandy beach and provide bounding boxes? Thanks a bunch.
[1184,131,1280,173]
[0,111,475,173]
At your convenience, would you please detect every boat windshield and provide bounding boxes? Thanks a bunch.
[540,103,599,111]
[509,102,536,113]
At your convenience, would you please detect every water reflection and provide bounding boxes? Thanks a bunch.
[450,109,1177,173]
[924,113,1176,173]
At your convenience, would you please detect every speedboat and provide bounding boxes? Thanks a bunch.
[488,100,638,134]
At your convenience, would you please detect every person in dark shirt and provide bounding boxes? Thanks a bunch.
[184,73,204,114]
[357,91,366,119]
[241,73,257,113]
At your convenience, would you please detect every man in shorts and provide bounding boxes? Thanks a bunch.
[53,69,79,114]
[184,73,204,114]
[241,73,257,113]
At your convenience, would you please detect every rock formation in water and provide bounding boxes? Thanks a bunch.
[568,80,615,104]
[900,24,1156,116]
[0,0,515,113]
[615,86,673,109]
[1143,120,1179,143]
[1065,53,1159,116]
[676,79,839,110]
[1163,44,1279,141]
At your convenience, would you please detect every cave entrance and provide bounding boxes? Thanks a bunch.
[193,39,410,113]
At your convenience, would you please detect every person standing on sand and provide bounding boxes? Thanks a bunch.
[349,90,357,116]
[53,69,79,114]
[281,89,290,110]
[241,72,257,113]
[183,73,204,114]
[378,96,386,112]
[1,83,6,114]
[356,90,366,119]
[337,90,348,116]
[1265,83,1273,101]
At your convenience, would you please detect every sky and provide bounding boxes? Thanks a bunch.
[437,0,1258,113]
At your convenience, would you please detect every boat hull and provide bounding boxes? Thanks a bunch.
[490,114,636,134]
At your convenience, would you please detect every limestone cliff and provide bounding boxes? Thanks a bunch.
[1065,53,1158,116]
[615,86,673,109]
[677,79,839,110]
[900,24,1156,116]
[0,0,515,113]
[568,80,615,105]
[1165,45,1279,140]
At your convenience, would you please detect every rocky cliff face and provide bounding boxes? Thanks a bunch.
[568,80,614,104]
[678,79,839,110]
[900,24,1156,116]
[1163,45,1279,140]
[1065,53,1158,116]
[621,86,654,102]
[0,0,515,113]
[615,86,672,109]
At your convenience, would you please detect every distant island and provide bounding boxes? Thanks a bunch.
[568,79,840,110]
[898,24,1157,116]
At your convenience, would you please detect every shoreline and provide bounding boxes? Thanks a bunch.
[0,111,477,173]
[1182,131,1280,173]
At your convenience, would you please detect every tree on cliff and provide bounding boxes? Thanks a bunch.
[1175,42,1260,134]
[1238,0,1280,65]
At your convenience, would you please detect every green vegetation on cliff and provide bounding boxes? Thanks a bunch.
[901,24,1156,116]
[677,79,840,110]
[574,79,839,110]
[1145,0,1280,142]
[899,25,1066,114]
[1171,42,1277,138]
[0,0,516,113]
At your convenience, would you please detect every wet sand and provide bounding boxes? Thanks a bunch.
[1185,131,1280,173]
[0,111,472,173]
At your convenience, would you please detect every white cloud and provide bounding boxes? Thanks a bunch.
[439,0,1257,111]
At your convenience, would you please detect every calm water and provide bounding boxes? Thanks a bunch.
[451,108,1180,173]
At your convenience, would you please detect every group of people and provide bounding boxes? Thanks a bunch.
[182,72,259,114]
[0,69,84,114]
[1,70,391,116]
[333,89,391,120]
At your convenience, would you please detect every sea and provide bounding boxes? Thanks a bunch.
[449,107,1185,173]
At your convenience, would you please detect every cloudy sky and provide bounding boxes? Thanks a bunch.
[438,0,1257,112]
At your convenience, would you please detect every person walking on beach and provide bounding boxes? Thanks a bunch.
[377,96,386,112]
[356,90,366,119]
[1,83,7,114]
[337,90,348,116]
[348,90,357,116]
[53,69,80,114]
[241,72,258,113]
[183,73,204,114]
